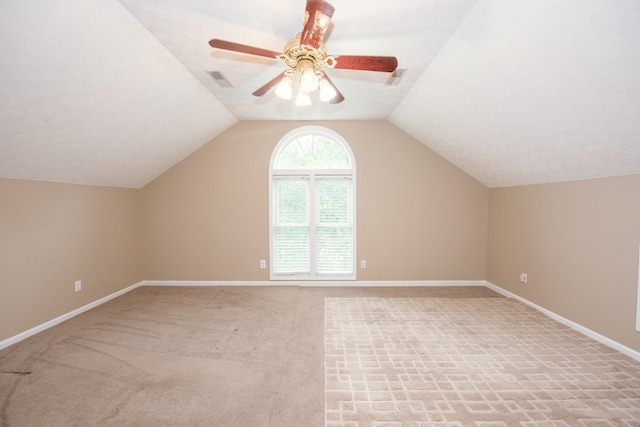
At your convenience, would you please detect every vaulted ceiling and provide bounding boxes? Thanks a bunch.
[1,0,639,189]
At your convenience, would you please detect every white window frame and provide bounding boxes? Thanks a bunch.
[269,126,356,281]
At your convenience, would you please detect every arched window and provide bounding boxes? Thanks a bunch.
[270,126,356,280]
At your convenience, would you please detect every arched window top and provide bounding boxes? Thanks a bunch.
[272,126,354,170]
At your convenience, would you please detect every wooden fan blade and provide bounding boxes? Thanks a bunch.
[320,72,345,104]
[209,39,280,59]
[252,71,287,97]
[333,55,398,72]
[300,0,335,49]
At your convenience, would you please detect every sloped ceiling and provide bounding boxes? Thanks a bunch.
[391,1,640,187]
[0,0,236,189]
[1,0,639,189]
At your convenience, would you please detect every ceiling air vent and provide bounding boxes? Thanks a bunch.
[207,70,233,88]
[386,68,407,86]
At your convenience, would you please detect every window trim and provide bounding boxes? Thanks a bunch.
[269,126,356,281]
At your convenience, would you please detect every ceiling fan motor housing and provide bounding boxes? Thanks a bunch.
[279,34,336,71]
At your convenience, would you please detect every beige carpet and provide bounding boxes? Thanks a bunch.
[2,287,639,426]
[324,297,640,426]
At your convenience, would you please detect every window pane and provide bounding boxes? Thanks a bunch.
[274,179,308,225]
[316,226,353,274]
[274,227,309,273]
[270,127,355,279]
[317,178,351,225]
[275,135,350,169]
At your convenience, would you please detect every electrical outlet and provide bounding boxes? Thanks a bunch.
[74,280,82,292]
[360,260,367,269]
[260,260,267,269]
[519,273,528,284]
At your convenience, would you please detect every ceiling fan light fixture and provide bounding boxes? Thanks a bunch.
[275,72,294,100]
[298,60,319,93]
[319,76,337,102]
[295,91,312,106]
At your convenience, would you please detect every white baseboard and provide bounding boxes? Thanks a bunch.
[3,279,638,364]
[143,280,486,288]
[0,281,144,351]
[484,281,640,363]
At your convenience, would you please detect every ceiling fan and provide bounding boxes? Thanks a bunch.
[208,0,398,105]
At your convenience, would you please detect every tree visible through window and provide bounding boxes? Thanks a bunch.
[270,127,356,280]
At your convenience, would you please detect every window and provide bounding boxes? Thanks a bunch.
[270,126,356,280]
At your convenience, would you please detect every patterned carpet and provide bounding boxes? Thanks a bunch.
[324,297,640,426]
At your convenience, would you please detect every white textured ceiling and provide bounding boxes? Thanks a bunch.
[0,0,236,188]
[1,0,639,188]
[390,0,640,187]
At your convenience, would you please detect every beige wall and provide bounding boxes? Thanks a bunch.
[141,120,489,281]
[487,175,640,352]
[0,178,143,341]
[2,121,639,355]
